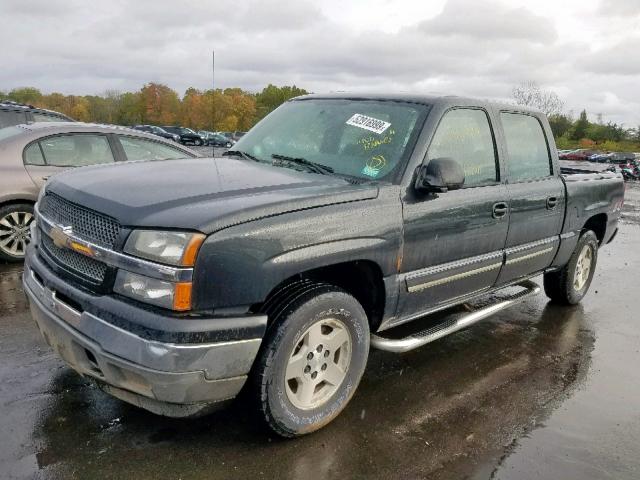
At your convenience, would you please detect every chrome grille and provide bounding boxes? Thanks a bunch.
[39,193,120,248]
[40,234,107,282]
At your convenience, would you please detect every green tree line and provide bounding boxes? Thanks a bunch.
[0,83,308,132]
[511,81,639,153]
[4,83,639,153]
[549,110,640,152]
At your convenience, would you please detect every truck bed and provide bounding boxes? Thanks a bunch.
[560,160,615,175]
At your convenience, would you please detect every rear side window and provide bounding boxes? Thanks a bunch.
[39,134,115,167]
[501,113,552,181]
[31,112,67,122]
[24,143,46,165]
[0,110,28,128]
[427,108,498,186]
[118,136,190,161]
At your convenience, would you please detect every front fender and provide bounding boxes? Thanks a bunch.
[191,188,403,311]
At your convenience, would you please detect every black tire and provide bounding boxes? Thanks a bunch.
[225,142,232,148]
[544,230,599,305]
[253,283,370,437]
[0,203,35,262]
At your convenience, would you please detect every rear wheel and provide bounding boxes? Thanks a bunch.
[0,203,35,262]
[253,283,370,437]
[544,230,598,305]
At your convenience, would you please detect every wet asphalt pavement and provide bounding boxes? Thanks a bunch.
[1,184,639,480]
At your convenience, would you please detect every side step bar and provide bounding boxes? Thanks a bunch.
[371,280,541,353]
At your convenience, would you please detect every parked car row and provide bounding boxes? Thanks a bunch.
[220,131,247,142]
[131,125,180,142]
[198,131,235,147]
[559,148,639,162]
[130,125,245,148]
[0,122,198,261]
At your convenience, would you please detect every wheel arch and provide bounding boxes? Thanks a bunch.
[0,198,35,210]
[257,259,387,332]
[583,213,607,244]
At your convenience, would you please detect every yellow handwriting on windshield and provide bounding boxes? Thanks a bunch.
[358,129,396,151]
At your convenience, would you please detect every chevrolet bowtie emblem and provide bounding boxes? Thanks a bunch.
[50,225,73,248]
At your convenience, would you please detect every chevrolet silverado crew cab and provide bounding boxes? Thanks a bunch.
[23,94,624,437]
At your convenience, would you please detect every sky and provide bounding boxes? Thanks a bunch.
[1,0,639,125]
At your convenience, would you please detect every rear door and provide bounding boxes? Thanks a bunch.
[23,134,116,189]
[495,111,564,285]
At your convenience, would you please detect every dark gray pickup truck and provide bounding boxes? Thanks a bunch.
[23,94,624,437]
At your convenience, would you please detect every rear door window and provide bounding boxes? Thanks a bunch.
[31,112,67,122]
[39,134,115,167]
[0,110,28,128]
[500,113,552,181]
[118,136,191,161]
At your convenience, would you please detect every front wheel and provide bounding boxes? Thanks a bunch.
[544,230,599,305]
[193,139,203,146]
[253,283,370,437]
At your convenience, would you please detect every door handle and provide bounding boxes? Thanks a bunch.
[42,176,50,181]
[546,196,558,209]
[492,202,508,219]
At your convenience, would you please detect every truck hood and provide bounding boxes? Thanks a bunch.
[45,157,379,233]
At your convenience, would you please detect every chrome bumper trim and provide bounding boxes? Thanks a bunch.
[23,263,262,379]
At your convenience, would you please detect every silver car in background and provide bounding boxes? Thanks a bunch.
[0,122,198,262]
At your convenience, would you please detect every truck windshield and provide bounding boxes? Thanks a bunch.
[233,99,428,181]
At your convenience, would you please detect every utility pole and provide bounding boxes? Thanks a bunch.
[211,50,216,157]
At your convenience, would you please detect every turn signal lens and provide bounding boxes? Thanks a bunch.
[173,282,193,311]
[180,235,205,267]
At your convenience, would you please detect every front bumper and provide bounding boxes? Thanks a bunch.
[23,249,267,417]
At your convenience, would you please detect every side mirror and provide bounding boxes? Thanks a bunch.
[414,157,465,193]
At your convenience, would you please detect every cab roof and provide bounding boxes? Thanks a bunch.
[292,92,542,115]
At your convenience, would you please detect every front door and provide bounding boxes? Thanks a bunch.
[397,107,509,322]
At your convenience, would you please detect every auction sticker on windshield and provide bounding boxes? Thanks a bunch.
[346,114,391,135]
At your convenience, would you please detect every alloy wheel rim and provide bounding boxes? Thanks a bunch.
[573,245,593,291]
[0,211,34,257]
[284,318,352,410]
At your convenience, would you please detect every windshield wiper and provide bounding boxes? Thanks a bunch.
[271,154,334,175]
[222,149,260,162]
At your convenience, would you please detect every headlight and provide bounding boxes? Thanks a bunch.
[124,230,205,266]
[119,230,204,311]
[114,270,192,311]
